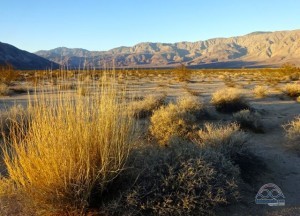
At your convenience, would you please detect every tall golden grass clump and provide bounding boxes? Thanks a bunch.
[1,75,136,212]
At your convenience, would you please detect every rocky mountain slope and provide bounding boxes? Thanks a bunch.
[0,42,59,70]
[35,29,300,68]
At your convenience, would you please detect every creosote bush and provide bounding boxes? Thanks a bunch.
[194,123,247,159]
[233,109,264,133]
[0,76,136,213]
[150,96,204,145]
[284,116,300,151]
[109,142,240,216]
[211,88,250,113]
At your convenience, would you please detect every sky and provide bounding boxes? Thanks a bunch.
[1,0,299,52]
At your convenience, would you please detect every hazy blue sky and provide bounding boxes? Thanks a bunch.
[1,0,299,52]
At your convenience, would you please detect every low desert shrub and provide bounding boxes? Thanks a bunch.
[150,96,204,145]
[174,64,190,82]
[233,109,264,133]
[111,143,240,216]
[0,83,10,96]
[129,95,165,118]
[211,88,249,113]
[0,64,21,85]
[1,77,136,213]
[253,85,268,98]
[0,105,27,137]
[194,123,247,159]
[284,116,300,150]
[283,83,300,98]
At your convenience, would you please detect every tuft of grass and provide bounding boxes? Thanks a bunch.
[253,85,268,98]
[283,83,300,98]
[194,122,247,159]
[150,96,204,145]
[233,109,264,133]
[284,116,300,150]
[211,88,250,113]
[1,76,136,213]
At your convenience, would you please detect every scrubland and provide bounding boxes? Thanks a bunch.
[0,65,299,215]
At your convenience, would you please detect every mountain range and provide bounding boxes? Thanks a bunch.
[0,42,59,70]
[35,29,300,69]
[1,29,300,70]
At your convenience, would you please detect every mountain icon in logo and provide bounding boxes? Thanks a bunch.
[255,183,285,206]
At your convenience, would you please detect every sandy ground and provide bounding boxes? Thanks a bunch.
[0,72,299,215]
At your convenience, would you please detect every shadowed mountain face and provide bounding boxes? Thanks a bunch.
[0,42,59,70]
[35,30,300,68]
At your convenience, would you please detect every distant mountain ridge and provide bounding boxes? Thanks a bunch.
[0,42,59,70]
[35,29,300,68]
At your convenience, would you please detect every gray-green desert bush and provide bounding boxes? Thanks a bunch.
[211,88,249,113]
[194,123,247,159]
[233,109,264,133]
[110,143,240,216]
